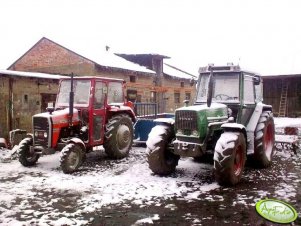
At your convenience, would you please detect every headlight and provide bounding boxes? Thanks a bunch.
[43,132,48,138]
[35,131,38,137]
[177,129,183,135]
[192,130,199,136]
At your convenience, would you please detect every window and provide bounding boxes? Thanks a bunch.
[180,81,185,87]
[130,75,136,83]
[94,82,105,109]
[57,80,91,107]
[185,92,191,101]
[244,75,255,104]
[150,91,156,103]
[108,82,123,104]
[174,92,180,103]
[24,94,28,104]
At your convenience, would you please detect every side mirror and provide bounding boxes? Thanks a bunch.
[254,76,261,85]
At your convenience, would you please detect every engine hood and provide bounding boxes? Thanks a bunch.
[33,108,80,125]
[176,103,227,112]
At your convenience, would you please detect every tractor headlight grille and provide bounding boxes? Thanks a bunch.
[33,116,50,147]
[175,110,197,131]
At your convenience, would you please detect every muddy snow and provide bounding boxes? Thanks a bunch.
[0,117,300,225]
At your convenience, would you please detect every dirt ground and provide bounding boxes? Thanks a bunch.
[0,144,300,226]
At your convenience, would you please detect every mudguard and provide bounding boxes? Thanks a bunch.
[221,123,247,136]
[69,138,86,152]
[154,118,175,125]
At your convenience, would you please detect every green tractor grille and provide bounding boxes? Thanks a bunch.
[175,110,197,130]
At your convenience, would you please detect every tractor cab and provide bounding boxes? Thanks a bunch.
[196,64,263,126]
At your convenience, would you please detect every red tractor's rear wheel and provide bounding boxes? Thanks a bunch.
[214,132,246,186]
[104,114,133,159]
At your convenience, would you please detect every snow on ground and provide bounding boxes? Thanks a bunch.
[0,117,299,225]
[0,147,218,225]
[274,117,301,130]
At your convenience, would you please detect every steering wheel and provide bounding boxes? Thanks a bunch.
[214,94,231,100]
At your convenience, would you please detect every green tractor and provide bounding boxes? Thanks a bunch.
[146,64,275,185]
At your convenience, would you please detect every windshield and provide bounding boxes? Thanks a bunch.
[196,73,240,103]
[56,80,91,107]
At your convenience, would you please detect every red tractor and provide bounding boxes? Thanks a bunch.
[17,74,136,173]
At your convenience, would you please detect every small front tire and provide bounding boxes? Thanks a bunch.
[60,143,83,174]
[18,137,40,166]
[146,125,179,175]
[214,132,246,186]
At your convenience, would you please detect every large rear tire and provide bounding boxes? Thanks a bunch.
[146,125,179,175]
[60,143,83,174]
[214,132,246,186]
[18,137,40,166]
[254,111,275,168]
[104,114,133,159]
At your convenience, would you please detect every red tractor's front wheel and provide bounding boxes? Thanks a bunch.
[60,143,84,174]
[214,132,246,186]
[18,137,40,166]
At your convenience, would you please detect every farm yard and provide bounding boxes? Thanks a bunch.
[0,117,300,226]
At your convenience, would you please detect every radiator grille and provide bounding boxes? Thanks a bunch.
[175,111,197,130]
[33,116,50,146]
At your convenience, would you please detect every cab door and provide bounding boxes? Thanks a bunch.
[91,81,106,145]
[241,74,256,126]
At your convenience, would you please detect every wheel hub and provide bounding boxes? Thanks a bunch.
[264,123,274,160]
[67,151,80,169]
[234,145,243,176]
[116,125,131,151]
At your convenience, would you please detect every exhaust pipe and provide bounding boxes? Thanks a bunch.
[68,73,74,126]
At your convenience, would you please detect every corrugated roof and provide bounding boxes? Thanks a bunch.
[262,74,301,79]
[0,69,66,79]
[163,63,197,79]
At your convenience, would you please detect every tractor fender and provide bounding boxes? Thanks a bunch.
[108,106,136,123]
[154,118,175,125]
[246,103,272,133]
[68,138,86,152]
[221,123,247,139]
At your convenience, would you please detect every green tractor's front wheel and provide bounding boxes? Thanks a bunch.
[214,132,246,186]
[18,137,40,166]
[146,125,179,175]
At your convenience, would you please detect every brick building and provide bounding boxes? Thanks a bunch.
[0,70,65,137]
[0,37,196,137]
[9,37,196,113]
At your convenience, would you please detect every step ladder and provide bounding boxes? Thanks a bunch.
[278,80,288,117]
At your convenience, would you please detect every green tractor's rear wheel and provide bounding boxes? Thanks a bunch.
[104,114,133,159]
[254,111,275,168]
[60,143,84,174]
[18,137,40,166]
[146,125,179,175]
[214,132,246,186]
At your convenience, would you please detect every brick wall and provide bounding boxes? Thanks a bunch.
[0,77,9,137]
[0,75,59,138]
[10,38,95,76]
